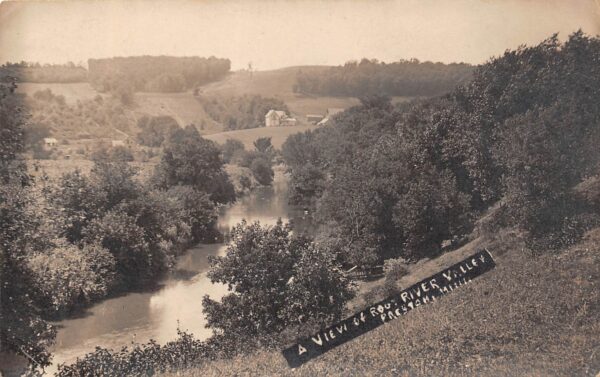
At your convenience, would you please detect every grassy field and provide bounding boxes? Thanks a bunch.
[160,227,600,377]
[16,82,104,104]
[133,92,223,134]
[204,124,318,149]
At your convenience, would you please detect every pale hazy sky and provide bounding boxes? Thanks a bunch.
[1,0,599,71]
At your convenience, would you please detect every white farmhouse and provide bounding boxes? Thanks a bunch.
[265,110,288,127]
[43,137,58,147]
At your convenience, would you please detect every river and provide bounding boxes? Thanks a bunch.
[44,171,310,375]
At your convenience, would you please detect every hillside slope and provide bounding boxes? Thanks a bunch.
[15,68,367,136]
[204,124,318,149]
[162,228,600,377]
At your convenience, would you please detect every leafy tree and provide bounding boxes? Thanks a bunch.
[250,157,274,186]
[27,241,117,317]
[253,137,273,155]
[82,209,167,287]
[392,168,472,258]
[220,139,245,164]
[136,115,180,147]
[287,163,326,205]
[281,130,322,171]
[153,125,235,204]
[0,81,55,368]
[495,99,600,249]
[202,221,354,345]
[166,185,217,243]
[49,169,107,242]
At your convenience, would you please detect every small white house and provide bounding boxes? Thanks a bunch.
[43,137,58,147]
[111,140,126,147]
[265,110,288,127]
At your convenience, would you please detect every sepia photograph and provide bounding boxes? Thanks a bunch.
[0,0,599,376]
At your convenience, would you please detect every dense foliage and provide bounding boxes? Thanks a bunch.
[219,137,275,186]
[136,115,180,147]
[153,125,236,204]
[294,58,473,97]
[0,80,56,368]
[219,139,245,164]
[202,221,354,344]
[199,94,289,130]
[88,56,230,93]
[283,32,600,269]
[57,330,215,377]
[28,241,117,317]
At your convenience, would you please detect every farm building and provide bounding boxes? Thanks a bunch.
[317,108,345,126]
[111,138,134,147]
[326,108,345,117]
[306,114,324,124]
[265,109,297,127]
[43,137,58,146]
[280,117,297,126]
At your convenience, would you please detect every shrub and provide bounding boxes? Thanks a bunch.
[202,221,354,345]
[109,146,134,162]
[82,210,167,288]
[57,330,214,377]
[27,241,117,317]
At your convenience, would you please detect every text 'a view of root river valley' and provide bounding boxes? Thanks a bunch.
[283,249,496,368]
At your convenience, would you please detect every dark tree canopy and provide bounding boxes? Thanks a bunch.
[283,31,600,267]
[153,125,236,204]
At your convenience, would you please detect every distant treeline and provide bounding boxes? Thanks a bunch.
[198,94,289,130]
[294,58,474,97]
[88,56,231,93]
[0,62,88,83]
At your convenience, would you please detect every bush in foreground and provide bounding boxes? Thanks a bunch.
[202,221,355,347]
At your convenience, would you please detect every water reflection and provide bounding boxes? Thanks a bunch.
[47,171,308,375]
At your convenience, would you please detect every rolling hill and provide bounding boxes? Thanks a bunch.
[14,67,415,143]
[15,67,365,137]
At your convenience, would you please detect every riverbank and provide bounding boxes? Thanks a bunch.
[29,169,300,376]
[159,227,600,376]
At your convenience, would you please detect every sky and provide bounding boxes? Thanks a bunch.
[0,0,599,71]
